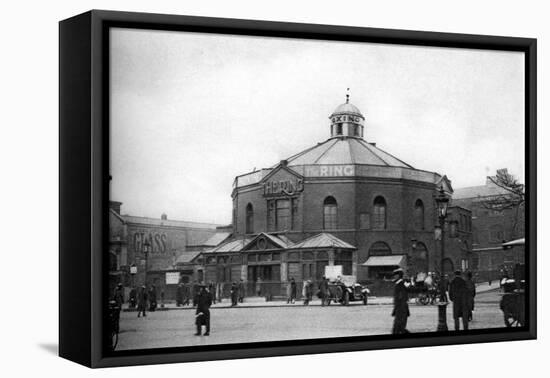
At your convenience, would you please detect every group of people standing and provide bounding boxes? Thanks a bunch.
[391,268,477,334]
[126,284,159,318]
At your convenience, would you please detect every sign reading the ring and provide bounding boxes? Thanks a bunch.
[263,178,304,196]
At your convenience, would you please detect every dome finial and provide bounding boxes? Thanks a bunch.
[346,88,350,103]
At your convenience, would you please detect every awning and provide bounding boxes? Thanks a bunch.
[362,255,406,267]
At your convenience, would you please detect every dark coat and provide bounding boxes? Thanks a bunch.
[238,282,245,297]
[449,276,469,318]
[196,290,213,314]
[290,281,297,296]
[392,279,410,318]
[137,289,148,306]
[148,288,157,303]
[319,279,329,295]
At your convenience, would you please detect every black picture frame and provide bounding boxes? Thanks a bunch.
[59,9,537,368]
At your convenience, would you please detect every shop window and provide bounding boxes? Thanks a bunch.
[248,253,257,263]
[317,251,328,260]
[414,199,424,230]
[288,252,300,261]
[369,241,392,256]
[373,196,387,229]
[245,203,254,234]
[323,196,338,230]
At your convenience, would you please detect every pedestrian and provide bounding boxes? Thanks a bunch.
[391,268,411,334]
[230,282,238,306]
[129,287,137,308]
[194,285,212,336]
[302,280,308,304]
[286,278,293,304]
[176,283,184,306]
[137,285,148,318]
[182,282,191,306]
[305,280,313,305]
[465,271,476,321]
[319,276,329,306]
[192,280,199,307]
[148,285,157,312]
[209,281,217,304]
[238,279,245,303]
[290,278,297,303]
[256,277,262,297]
[449,270,469,331]
[113,283,124,309]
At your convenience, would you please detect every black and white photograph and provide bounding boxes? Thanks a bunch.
[106,26,529,352]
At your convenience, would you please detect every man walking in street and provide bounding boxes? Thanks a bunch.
[391,268,411,334]
[465,271,476,322]
[230,282,238,306]
[290,278,297,304]
[137,285,148,318]
[195,285,212,336]
[238,279,245,303]
[449,270,469,331]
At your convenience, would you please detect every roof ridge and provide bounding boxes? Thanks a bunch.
[365,140,414,169]
[356,139,391,166]
[312,138,339,164]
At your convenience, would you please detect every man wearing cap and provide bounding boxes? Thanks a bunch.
[391,268,411,334]
[449,270,469,331]
[195,285,213,336]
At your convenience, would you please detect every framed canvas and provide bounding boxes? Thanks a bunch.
[59,10,536,368]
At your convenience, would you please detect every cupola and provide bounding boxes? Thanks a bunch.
[329,90,365,138]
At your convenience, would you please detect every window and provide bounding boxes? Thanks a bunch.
[414,199,424,230]
[335,250,353,275]
[373,196,387,229]
[323,196,338,230]
[336,123,343,135]
[268,198,297,232]
[368,241,392,256]
[489,224,505,243]
[276,199,291,231]
[245,203,254,234]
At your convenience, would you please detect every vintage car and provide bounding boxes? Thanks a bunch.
[326,280,370,306]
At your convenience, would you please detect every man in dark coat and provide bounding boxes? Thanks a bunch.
[137,285,148,318]
[290,278,297,303]
[182,282,191,306]
[319,276,329,306]
[238,279,245,303]
[148,285,157,312]
[391,268,411,334]
[230,282,238,306]
[464,271,476,321]
[195,285,212,336]
[449,270,469,330]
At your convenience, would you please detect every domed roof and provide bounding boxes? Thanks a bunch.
[285,137,413,168]
[330,102,364,118]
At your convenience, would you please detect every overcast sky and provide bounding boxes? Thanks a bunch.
[110,28,525,225]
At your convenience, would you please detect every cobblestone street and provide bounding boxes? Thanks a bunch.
[116,290,507,351]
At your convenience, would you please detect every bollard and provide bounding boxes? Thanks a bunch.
[437,302,448,332]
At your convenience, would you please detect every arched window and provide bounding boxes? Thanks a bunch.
[373,196,387,229]
[414,199,425,230]
[245,203,254,234]
[368,241,392,256]
[323,196,338,230]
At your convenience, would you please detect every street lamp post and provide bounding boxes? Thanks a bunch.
[410,238,417,279]
[434,186,450,332]
[143,239,151,287]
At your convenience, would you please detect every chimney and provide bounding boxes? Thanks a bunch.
[161,213,167,220]
[109,201,122,215]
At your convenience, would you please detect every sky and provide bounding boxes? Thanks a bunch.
[109,28,525,225]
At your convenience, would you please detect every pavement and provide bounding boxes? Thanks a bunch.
[116,290,505,350]
[123,281,500,311]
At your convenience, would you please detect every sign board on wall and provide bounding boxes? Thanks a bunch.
[165,272,180,285]
[324,265,343,280]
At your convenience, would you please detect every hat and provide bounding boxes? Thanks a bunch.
[454,269,462,275]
